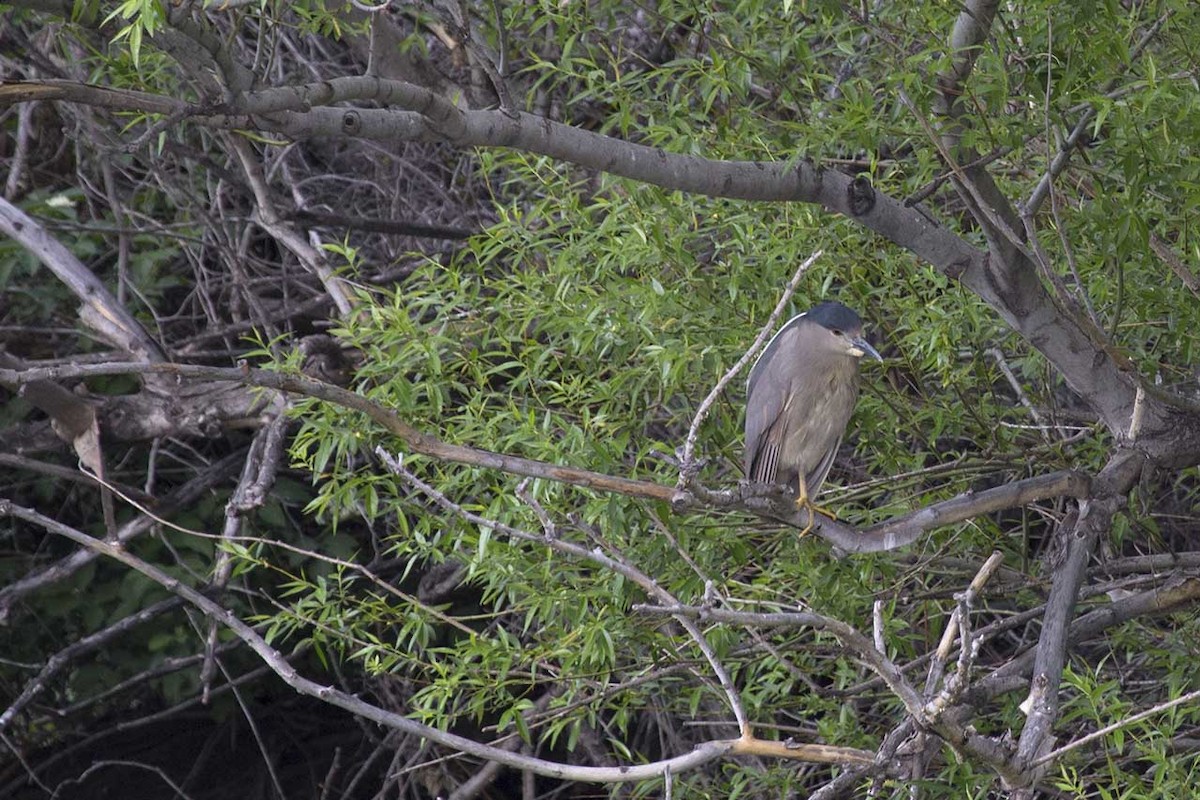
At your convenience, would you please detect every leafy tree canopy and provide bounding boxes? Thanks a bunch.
[2,1,1200,798]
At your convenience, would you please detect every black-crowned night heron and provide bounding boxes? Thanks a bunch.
[744,301,882,527]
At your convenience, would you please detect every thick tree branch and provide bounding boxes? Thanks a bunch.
[5,75,1192,461]
[917,1,1187,468]
[1010,449,1147,791]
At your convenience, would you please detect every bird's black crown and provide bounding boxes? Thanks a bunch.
[806,301,864,333]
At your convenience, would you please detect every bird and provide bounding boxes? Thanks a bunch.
[744,301,882,530]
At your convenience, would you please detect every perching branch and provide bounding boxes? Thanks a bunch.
[0,361,1103,554]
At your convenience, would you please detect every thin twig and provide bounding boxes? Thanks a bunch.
[51,760,200,800]
[0,451,246,621]
[378,449,753,737]
[677,250,821,489]
[986,347,1054,443]
[1035,684,1200,767]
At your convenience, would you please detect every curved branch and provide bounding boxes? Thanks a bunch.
[0,361,1104,553]
[843,470,1092,553]
[0,500,876,782]
[5,75,1187,458]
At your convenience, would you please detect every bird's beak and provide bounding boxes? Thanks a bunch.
[849,336,883,361]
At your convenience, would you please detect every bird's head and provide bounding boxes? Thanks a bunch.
[806,301,883,362]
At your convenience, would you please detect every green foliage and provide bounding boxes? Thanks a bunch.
[102,0,166,67]
[247,1,1200,792]
[278,168,1051,793]
[1055,637,1200,800]
[9,0,1200,794]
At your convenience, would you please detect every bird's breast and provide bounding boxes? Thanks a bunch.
[778,372,859,470]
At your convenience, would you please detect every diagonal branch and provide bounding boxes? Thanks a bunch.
[0,361,1103,555]
[5,75,1183,457]
[845,470,1091,553]
[0,195,163,362]
[0,500,876,781]
[1010,448,1147,791]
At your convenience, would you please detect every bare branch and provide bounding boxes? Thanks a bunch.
[228,134,355,316]
[0,195,163,361]
[845,470,1091,553]
[1010,449,1147,789]
[633,601,1023,782]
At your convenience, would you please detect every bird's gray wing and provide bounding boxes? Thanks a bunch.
[745,323,807,485]
[746,312,806,399]
[744,375,793,485]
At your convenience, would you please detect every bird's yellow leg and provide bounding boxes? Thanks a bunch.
[793,476,837,536]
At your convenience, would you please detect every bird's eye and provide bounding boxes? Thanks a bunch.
[831,329,844,336]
